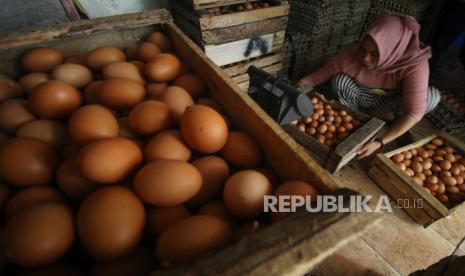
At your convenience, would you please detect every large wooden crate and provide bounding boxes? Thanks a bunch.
[0,10,382,274]
[283,92,385,173]
[369,133,465,227]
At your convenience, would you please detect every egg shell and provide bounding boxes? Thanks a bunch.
[97,78,145,110]
[4,186,68,220]
[85,46,126,70]
[437,194,449,203]
[223,170,272,219]
[443,175,457,186]
[77,186,145,260]
[16,119,68,148]
[29,80,82,119]
[51,64,93,88]
[0,80,24,103]
[187,156,230,207]
[127,100,173,135]
[18,73,50,95]
[158,86,194,120]
[220,131,263,168]
[22,48,64,73]
[0,99,35,133]
[145,54,181,82]
[102,61,145,83]
[144,129,191,162]
[393,154,405,163]
[271,180,318,222]
[0,137,58,186]
[56,159,99,202]
[146,32,173,52]
[136,42,161,62]
[172,74,207,99]
[180,105,228,154]
[445,153,456,163]
[431,138,444,146]
[446,185,460,194]
[156,215,231,266]
[439,160,452,171]
[198,201,236,228]
[3,203,74,267]
[146,82,168,98]
[68,105,119,145]
[411,161,423,174]
[77,137,143,184]
[145,206,190,242]
[134,160,202,206]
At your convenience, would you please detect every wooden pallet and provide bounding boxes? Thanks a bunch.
[284,93,385,173]
[0,9,381,274]
[369,133,465,227]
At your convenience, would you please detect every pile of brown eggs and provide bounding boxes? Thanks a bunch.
[441,91,465,114]
[391,138,465,206]
[0,31,319,273]
[207,1,271,15]
[290,96,363,147]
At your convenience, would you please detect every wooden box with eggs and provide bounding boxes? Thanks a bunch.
[0,9,382,275]
[369,133,465,226]
[283,92,385,173]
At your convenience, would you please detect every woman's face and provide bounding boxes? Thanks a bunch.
[359,36,379,70]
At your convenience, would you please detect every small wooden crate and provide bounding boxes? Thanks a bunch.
[369,133,465,227]
[283,93,385,173]
[0,10,381,274]
[172,0,289,66]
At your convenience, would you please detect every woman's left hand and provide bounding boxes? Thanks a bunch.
[356,141,382,159]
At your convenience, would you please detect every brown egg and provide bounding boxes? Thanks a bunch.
[0,80,23,103]
[134,160,201,206]
[198,201,236,228]
[398,163,407,171]
[145,206,190,242]
[144,129,191,162]
[3,203,74,267]
[445,153,456,163]
[136,42,161,62]
[102,61,145,83]
[22,48,64,72]
[4,186,68,220]
[172,74,207,99]
[0,181,11,212]
[16,119,68,148]
[77,186,145,260]
[0,99,35,133]
[413,177,423,185]
[426,175,438,184]
[77,137,143,184]
[68,105,119,144]
[403,151,413,160]
[158,86,194,120]
[51,64,93,88]
[18,73,50,94]
[146,32,173,52]
[223,170,272,219]
[156,217,230,269]
[97,78,145,110]
[270,180,318,222]
[425,144,437,150]
[443,175,457,186]
[317,124,327,134]
[444,146,455,154]
[426,182,438,192]
[392,154,405,163]
[439,160,452,171]
[306,127,317,135]
[145,54,181,82]
[411,161,423,174]
[437,194,449,203]
[196,98,223,113]
[451,164,461,176]
[405,168,415,177]
[130,61,146,75]
[180,105,228,153]
[446,185,460,194]
[187,156,230,207]
[85,46,126,70]
[56,159,98,202]
[146,82,168,98]
[437,181,446,194]
[343,122,354,131]
[65,54,87,65]
[456,175,464,185]
[422,160,432,170]
[220,131,263,168]
[431,163,442,173]
[128,100,173,135]
[29,80,82,119]
[0,137,58,186]
[253,168,278,187]
[431,138,444,146]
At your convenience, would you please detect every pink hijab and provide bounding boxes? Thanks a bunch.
[363,11,432,73]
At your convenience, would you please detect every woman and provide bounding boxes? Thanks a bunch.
[297,12,441,159]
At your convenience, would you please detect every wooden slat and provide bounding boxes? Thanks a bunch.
[231,62,283,83]
[205,30,285,66]
[222,52,285,77]
[199,5,289,30]
[384,135,436,158]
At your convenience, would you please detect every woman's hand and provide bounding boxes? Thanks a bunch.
[356,141,382,159]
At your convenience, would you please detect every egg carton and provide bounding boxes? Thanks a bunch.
[426,100,465,139]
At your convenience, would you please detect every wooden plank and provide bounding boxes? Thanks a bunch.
[201,16,288,44]
[384,135,436,158]
[237,81,249,91]
[231,62,283,83]
[205,30,285,66]
[199,5,289,30]
[222,52,285,77]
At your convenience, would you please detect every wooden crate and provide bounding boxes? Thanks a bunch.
[369,133,465,227]
[283,93,385,173]
[172,0,288,66]
[0,10,382,274]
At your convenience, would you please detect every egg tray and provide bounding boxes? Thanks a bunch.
[426,98,465,141]
[283,92,385,174]
[369,133,465,227]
